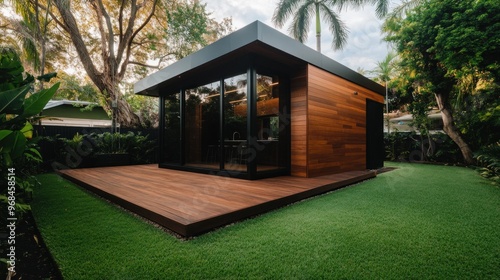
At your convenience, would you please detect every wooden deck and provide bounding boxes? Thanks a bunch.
[58,165,375,237]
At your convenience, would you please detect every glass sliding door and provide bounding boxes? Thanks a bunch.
[255,74,283,171]
[223,74,248,172]
[160,68,289,178]
[185,81,221,169]
[163,92,181,164]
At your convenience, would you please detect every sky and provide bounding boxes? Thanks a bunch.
[204,0,398,75]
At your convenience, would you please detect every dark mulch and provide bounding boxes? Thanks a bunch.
[1,211,62,280]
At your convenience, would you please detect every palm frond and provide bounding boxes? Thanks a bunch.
[289,1,315,43]
[272,0,305,28]
[327,0,365,12]
[320,3,348,50]
[388,0,422,19]
[372,0,390,18]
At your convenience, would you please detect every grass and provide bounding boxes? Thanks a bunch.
[32,162,500,279]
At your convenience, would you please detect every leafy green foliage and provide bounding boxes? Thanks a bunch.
[384,0,500,161]
[165,1,209,59]
[89,131,156,162]
[272,0,349,51]
[475,142,500,185]
[52,73,100,103]
[384,131,462,164]
[0,47,59,215]
[47,131,156,168]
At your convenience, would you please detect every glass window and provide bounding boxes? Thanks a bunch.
[255,74,282,171]
[163,92,181,164]
[185,81,221,169]
[224,74,248,172]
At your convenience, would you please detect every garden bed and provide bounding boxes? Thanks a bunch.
[1,212,62,280]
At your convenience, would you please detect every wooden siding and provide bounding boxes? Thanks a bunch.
[290,68,308,177]
[306,65,384,177]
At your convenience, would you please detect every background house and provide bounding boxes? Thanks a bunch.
[134,21,385,179]
[385,110,444,133]
[42,100,111,127]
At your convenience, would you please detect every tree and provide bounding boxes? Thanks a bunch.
[272,0,348,52]
[48,0,162,127]
[384,0,500,164]
[0,0,61,82]
[272,0,392,52]
[2,0,232,127]
[53,73,100,102]
[165,1,232,60]
[369,51,398,131]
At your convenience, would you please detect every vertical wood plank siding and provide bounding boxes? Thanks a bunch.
[291,65,384,177]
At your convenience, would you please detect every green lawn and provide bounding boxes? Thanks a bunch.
[32,163,500,279]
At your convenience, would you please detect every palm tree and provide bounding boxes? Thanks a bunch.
[1,0,54,82]
[272,0,393,53]
[369,51,398,132]
[273,0,349,53]
[388,0,424,18]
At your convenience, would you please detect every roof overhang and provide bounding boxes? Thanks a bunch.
[134,21,385,97]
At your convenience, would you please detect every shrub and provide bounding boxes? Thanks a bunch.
[474,142,500,185]
[42,131,156,169]
[88,131,156,164]
[384,131,462,164]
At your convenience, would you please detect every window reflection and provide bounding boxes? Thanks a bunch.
[224,74,248,171]
[255,74,282,170]
[163,92,181,164]
[185,81,220,168]
[161,72,287,176]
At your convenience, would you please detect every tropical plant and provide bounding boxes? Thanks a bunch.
[272,0,390,52]
[475,142,500,185]
[272,0,348,52]
[52,131,156,167]
[369,51,398,132]
[0,47,59,214]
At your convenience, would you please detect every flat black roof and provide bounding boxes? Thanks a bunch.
[134,21,384,97]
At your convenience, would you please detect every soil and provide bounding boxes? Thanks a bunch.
[1,211,62,280]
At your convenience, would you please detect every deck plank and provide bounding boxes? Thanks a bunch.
[58,165,375,237]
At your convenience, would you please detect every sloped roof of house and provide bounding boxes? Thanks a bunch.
[43,99,110,120]
[134,20,384,97]
[44,99,97,110]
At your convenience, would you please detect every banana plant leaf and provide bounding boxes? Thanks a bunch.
[0,130,26,160]
[16,82,60,119]
[20,122,33,139]
[0,84,31,114]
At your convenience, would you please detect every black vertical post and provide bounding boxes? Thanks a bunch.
[247,66,257,179]
[158,95,165,165]
[219,79,225,171]
[180,88,186,166]
[280,76,292,173]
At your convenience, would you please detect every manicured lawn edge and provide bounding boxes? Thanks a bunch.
[32,163,500,279]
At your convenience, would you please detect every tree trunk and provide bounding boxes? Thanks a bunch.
[315,3,321,53]
[99,79,141,128]
[53,0,142,128]
[115,98,141,128]
[435,92,474,164]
